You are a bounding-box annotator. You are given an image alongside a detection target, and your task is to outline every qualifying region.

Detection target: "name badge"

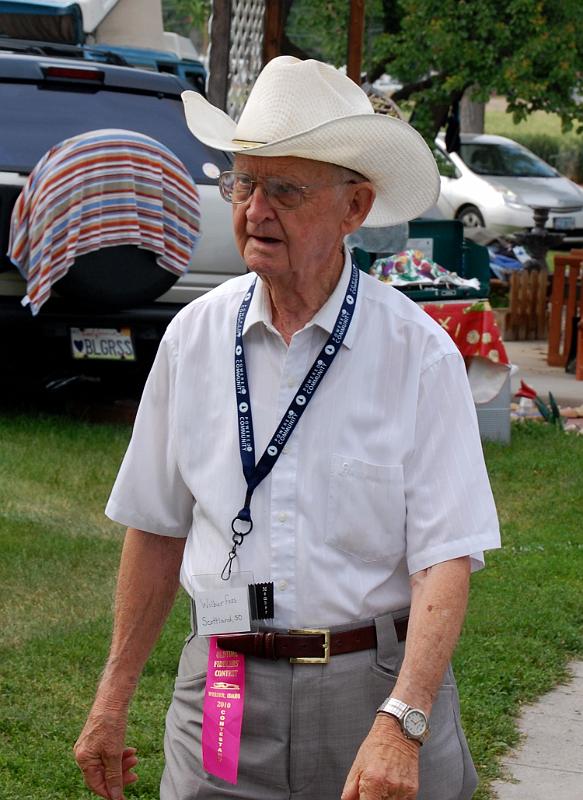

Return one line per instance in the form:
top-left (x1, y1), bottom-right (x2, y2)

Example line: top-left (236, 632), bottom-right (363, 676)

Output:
top-left (192, 573), bottom-right (252, 636)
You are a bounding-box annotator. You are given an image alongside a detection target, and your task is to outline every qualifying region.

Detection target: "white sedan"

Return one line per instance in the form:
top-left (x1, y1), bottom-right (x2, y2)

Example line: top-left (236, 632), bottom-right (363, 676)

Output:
top-left (435, 133), bottom-right (583, 243)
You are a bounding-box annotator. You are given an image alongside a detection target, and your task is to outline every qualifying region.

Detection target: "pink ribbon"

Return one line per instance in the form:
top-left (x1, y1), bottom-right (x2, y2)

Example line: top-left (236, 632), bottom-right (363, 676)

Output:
top-left (202, 637), bottom-right (246, 784)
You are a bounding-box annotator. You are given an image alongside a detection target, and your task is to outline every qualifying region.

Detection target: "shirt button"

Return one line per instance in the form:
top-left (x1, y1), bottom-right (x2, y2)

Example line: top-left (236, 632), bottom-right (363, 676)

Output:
top-left (277, 580), bottom-right (288, 591)
top-left (287, 377), bottom-right (295, 388)
top-left (278, 511), bottom-right (288, 523)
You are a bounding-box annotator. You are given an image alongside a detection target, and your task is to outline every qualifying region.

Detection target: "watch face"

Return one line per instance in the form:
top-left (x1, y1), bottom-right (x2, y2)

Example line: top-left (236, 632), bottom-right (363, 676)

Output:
top-left (403, 709), bottom-right (427, 737)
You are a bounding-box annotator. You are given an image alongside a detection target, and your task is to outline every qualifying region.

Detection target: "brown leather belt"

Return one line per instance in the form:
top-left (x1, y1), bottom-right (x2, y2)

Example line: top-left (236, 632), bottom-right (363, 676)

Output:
top-left (216, 617), bottom-right (408, 665)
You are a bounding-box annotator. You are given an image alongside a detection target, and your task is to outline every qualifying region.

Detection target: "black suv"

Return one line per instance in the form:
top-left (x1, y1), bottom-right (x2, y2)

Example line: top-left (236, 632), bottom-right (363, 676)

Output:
top-left (0, 38), bottom-right (243, 393)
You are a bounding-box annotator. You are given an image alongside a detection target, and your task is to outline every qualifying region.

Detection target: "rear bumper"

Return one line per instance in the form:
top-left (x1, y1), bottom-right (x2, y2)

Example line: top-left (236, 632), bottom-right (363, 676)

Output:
top-left (0, 295), bottom-right (182, 325)
top-left (0, 296), bottom-right (184, 387)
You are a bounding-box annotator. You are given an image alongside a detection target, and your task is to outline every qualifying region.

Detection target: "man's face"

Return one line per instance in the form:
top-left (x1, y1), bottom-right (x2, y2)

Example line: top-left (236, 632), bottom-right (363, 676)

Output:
top-left (231, 155), bottom-right (364, 283)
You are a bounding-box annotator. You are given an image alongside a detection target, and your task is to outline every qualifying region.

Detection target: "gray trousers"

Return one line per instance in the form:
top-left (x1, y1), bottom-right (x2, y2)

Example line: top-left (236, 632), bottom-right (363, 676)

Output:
top-left (160, 613), bottom-right (478, 800)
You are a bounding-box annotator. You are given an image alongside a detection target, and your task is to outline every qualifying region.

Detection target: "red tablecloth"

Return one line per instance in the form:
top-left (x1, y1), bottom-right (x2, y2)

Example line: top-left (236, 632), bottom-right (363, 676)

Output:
top-left (421, 300), bottom-right (509, 366)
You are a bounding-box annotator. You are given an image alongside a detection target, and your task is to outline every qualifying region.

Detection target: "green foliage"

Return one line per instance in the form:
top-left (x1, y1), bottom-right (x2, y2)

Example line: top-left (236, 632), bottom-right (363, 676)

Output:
top-left (286, 0), bottom-right (583, 144)
top-left (532, 391), bottom-right (565, 428)
top-left (286, 0), bottom-right (350, 66)
top-left (163, 0), bottom-right (583, 144)
top-left (162, 0), bottom-right (210, 37)
top-left (375, 0), bottom-right (583, 140)
top-left (285, 0), bottom-right (386, 76)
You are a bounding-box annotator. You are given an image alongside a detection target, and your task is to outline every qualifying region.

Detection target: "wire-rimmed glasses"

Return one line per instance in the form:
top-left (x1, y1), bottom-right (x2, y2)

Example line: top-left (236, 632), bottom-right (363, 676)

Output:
top-left (218, 171), bottom-right (352, 211)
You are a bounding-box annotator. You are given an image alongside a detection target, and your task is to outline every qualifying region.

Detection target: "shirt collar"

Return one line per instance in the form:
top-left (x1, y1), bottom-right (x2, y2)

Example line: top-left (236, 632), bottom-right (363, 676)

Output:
top-left (242, 247), bottom-right (359, 349)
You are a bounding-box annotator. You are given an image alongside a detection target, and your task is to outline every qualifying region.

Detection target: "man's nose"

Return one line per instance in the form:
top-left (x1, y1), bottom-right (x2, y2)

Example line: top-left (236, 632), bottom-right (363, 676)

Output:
top-left (245, 183), bottom-right (276, 222)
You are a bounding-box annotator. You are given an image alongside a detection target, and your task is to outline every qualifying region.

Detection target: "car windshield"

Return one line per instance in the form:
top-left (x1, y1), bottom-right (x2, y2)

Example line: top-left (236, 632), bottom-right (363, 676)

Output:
top-left (0, 82), bottom-right (231, 182)
top-left (459, 143), bottom-right (559, 178)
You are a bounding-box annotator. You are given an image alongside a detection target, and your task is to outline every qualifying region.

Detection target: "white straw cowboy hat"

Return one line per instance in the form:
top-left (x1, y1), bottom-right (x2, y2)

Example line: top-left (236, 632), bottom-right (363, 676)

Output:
top-left (181, 56), bottom-right (440, 227)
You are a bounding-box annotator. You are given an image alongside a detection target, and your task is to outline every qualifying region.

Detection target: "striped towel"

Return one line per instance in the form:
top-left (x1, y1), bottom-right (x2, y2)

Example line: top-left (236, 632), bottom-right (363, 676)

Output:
top-left (9, 128), bottom-right (201, 315)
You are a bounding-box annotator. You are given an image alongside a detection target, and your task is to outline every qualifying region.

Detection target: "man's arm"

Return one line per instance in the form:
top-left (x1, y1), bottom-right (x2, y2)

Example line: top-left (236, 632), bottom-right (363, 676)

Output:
top-left (341, 555), bottom-right (471, 800)
top-left (74, 527), bottom-right (186, 800)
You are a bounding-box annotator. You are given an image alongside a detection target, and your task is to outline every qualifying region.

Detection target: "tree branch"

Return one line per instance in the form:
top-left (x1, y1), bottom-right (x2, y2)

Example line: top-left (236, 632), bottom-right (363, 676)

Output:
top-left (391, 75), bottom-right (442, 102)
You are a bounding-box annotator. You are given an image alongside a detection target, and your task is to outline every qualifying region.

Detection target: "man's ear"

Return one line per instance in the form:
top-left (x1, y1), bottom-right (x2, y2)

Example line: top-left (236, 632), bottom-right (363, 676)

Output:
top-left (341, 182), bottom-right (376, 236)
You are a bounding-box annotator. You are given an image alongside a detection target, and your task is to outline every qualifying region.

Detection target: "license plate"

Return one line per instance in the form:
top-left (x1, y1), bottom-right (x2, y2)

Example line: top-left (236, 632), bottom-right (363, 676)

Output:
top-left (70, 327), bottom-right (136, 361)
top-left (553, 216), bottom-right (575, 230)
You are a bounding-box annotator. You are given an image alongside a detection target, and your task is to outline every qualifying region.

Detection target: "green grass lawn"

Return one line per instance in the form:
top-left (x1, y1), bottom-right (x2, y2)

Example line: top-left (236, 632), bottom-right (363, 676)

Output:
top-left (0, 413), bottom-right (582, 799)
top-left (456, 422), bottom-right (583, 797)
top-left (485, 107), bottom-right (576, 139)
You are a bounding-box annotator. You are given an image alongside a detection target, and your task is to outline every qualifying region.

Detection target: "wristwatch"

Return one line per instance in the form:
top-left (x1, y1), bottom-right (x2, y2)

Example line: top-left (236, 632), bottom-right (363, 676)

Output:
top-left (376, 697), bottom-right (430, 744)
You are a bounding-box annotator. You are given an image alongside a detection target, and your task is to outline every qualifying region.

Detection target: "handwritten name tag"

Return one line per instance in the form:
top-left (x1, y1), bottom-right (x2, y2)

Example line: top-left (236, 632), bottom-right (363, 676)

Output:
top-left (193, 586), bottom-right (251, 636)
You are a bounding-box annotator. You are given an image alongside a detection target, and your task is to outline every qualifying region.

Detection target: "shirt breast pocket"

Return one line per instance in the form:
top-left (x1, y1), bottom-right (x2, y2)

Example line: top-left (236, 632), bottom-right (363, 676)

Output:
top-left (325, 455), bottom-right (406, 564)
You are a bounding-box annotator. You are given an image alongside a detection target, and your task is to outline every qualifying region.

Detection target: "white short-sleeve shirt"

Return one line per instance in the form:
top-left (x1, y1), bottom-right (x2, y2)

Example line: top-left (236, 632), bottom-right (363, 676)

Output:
top-left (106, 251), bottom-right (500, 628)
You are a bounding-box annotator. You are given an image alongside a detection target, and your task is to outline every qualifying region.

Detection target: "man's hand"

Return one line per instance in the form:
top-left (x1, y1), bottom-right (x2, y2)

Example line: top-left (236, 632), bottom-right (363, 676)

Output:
top-left (74, 701), bottom-right (137, 800)
top-left (74, 529), bottom-right (185, 797)
top-left (341, 714), bottom-right (420, 800)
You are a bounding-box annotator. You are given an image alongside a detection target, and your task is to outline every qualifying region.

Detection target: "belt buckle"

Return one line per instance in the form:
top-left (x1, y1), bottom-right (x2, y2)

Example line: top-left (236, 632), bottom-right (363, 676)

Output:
top-left (288, 628), bottom-right (330, 664)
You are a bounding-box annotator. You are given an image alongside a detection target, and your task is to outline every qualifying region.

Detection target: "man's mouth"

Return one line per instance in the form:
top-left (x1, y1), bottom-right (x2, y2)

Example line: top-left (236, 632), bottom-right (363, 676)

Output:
top-left (249, 234), bottom-right (281, 245)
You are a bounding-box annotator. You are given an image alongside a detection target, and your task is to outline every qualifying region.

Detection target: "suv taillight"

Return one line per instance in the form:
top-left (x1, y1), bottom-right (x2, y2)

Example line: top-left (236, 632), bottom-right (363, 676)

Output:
top-left (42, 66), bottom-right (105, 83)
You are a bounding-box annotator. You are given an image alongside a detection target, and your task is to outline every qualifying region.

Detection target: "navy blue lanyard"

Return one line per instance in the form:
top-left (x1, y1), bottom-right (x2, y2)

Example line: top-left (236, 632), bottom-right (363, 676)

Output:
top-left (221, 260), bottom-right (359, 580)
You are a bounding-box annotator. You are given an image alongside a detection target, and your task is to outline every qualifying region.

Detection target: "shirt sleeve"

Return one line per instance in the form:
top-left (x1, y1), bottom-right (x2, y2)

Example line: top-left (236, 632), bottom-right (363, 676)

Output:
top-left (404, 350), bottom-right (501, 574)
top-left (105, 330), bottom-right (194, 537)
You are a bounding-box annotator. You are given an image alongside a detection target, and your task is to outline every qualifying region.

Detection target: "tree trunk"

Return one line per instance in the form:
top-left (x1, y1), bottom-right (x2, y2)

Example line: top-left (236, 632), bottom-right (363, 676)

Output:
top-left (347, 0), bottom-right (365, 85)
top-left (263, 0), bottom-right (284, 64)
top-left (207, 0), bottom-right (231, 111)
top-left (460, 88), bottom-right (485, 133)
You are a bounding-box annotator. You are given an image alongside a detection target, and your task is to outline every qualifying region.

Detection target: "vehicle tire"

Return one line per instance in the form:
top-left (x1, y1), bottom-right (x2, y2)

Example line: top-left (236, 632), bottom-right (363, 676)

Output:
top-left (54, 245), bottom-right (178, 308)
top-left (456, 205), bottom-right (485, 228)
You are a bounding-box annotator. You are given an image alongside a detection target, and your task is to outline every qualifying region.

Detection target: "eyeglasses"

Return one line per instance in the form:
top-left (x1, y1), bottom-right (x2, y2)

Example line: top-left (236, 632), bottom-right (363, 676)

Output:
top-left (218, 170), bottom-right (353, 211)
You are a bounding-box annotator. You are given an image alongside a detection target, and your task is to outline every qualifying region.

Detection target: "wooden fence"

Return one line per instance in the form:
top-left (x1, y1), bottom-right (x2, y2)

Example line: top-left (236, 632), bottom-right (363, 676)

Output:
top-left (503, 269), bottom-right (548, 341)
top-left (547, 252), bottom-right (583, 380)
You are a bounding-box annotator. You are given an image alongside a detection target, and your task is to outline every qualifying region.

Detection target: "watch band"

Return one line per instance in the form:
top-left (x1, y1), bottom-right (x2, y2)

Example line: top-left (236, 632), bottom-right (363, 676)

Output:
top-left (378, 697), bottom-right (409, 717)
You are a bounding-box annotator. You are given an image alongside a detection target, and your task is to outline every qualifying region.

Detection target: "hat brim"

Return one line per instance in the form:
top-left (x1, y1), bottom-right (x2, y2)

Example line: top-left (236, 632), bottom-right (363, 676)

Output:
top-left (182, 91), bottom-right (440, 227)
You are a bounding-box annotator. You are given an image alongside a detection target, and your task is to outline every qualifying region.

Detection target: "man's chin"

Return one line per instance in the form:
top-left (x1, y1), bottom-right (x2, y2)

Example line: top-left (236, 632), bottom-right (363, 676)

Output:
top-left (244, 248), bottom-right (288, 278)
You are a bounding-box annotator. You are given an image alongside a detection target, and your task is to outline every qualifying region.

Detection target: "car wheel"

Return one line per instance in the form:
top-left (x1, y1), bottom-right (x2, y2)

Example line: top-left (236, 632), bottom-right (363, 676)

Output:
top-left (456, 205), bottom-right (485, 228)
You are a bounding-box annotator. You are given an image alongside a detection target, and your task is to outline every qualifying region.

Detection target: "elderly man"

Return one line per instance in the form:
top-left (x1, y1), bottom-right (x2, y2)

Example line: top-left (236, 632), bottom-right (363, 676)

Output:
top-left (75, 57), bottom-right (500, 800)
